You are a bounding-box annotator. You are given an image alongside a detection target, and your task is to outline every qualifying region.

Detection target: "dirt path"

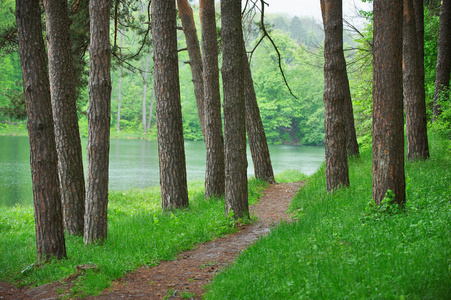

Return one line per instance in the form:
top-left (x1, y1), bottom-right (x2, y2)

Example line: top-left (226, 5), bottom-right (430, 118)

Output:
top-left (0, 182), bottom-right (303, 300)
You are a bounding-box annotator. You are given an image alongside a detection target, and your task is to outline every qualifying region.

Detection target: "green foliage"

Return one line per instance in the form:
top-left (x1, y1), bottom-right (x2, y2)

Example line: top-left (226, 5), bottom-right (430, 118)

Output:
top-left (205, 136), bottom-right (451, 299)
top-left (430, 87), bottom-right (451, 139)
top-left (0, 179), bottom-right (266, 297)
top-left (251, 30), bottom-right (325, 145)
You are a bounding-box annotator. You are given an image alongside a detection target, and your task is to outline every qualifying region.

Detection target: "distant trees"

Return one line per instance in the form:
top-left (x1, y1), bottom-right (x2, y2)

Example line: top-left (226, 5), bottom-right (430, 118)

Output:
top-left (16, 0), bottom-right (66, 260)
top-left (43, 0), bottom-right (86, 236)
top-left (84, 0), bottom-right (112, 244)
top-left (320, 0), bottom-right (350, 191)
top-left (221, 0), bottom-right (249, 219)
top-left (372, 0), bottom-right (406, 205)
top-left (152, 0), bottom-right (189, 210)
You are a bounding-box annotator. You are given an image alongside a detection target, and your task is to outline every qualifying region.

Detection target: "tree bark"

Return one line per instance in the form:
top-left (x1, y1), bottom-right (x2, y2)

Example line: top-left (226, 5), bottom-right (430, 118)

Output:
top-left (320, 0), bottom-right (350, 192)
top-left (200, 0), bottom-right (225, 199)
top-left (16, 0), bottom-right (66, 260)
top-left (177, 0), bottom-right (206, 140)
top-left (343, 69), bottom-right (360, 157)
top-left (372, 0), bottom-right (406, 206)
top-left (84, 0), bottom-right (112, 244)
top-left (433, 0), bottom-right (451, 118)
top-left (242, 43), bottom-right (275, 184)
top-left (43, 0), bottom-right (86, 236)
top-left (221, 0), bottom-right (248, 219)
top-left (152, 0), bottom-right (189, 210)
top-left (403, 0), bottom-right (430, 160)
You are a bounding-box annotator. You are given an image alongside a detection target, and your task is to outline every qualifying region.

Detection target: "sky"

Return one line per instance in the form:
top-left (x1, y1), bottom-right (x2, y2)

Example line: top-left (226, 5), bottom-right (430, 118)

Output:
top-left (260, 0), bottom-right (372, 23)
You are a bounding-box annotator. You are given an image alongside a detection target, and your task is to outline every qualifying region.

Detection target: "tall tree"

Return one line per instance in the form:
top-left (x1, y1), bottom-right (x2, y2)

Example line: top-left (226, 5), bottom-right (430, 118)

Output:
top-left (142, 49), bottom-right (151, 134)
top-left (116, 33), bottom-right (123, 132)
top-left (177, 0), bottom-right (206, 139)
top-left (16, 0), bottom-right (66, 260)
top-left (84, 0), bottom-right (112, 244)
top-left (343, 71), bottom-right (359, 157)
top-left (372, 0), bottom-right (406, 206)
top-left (43, 0), bottom-right (86, 236)
top-left (200, 0), bottom-right (225, 199)
top-left (403, 0), bottom-right (430, 160)
top-left (221, 0), bottom-right (248, 219)
top-left (320, 0), bottom-right (350, 191)
top-left (152, 0), bottom-right (189, 210)
top-left (433, 0), bottom-right (451, 118)
top-left (243, 43), bottom-right (275, 184)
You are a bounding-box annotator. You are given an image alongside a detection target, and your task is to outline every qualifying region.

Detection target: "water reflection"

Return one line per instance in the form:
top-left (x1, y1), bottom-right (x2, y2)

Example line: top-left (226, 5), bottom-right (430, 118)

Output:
top-left (0, 136), bottom-right (324, 206)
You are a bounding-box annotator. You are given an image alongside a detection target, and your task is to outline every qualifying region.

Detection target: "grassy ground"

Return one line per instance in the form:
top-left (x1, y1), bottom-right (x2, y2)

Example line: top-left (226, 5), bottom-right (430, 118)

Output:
top-left (205, 135), bottom-right (451, 299)
top-left (0, 179), bottom-right (269, 297)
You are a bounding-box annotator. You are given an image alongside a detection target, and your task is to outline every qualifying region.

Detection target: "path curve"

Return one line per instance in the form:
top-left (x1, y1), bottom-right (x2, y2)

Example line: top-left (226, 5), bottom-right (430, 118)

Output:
top-left (0, 182), bottom-right (303, 300)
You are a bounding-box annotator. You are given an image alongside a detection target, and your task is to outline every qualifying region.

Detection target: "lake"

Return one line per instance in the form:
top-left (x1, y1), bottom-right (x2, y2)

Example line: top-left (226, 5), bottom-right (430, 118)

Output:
top-left (0, 135), bottom-right (325, 207)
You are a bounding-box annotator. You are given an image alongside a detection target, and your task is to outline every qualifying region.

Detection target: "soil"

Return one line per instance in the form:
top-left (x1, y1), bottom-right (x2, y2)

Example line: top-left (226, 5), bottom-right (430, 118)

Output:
top-left (0, 181), bottom-right (303, 300)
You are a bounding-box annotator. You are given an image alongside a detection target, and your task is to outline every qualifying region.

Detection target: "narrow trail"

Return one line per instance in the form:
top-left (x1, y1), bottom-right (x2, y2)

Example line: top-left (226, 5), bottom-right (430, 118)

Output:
top-left (0, 181), bottom-right (303, 300)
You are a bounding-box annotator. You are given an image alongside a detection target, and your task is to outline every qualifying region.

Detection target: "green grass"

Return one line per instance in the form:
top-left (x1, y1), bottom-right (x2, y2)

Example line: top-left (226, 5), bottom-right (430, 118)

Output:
top-left (0, 179), bottom-right (266, 297)
top-left (205, 135), bottom-right (451, 299)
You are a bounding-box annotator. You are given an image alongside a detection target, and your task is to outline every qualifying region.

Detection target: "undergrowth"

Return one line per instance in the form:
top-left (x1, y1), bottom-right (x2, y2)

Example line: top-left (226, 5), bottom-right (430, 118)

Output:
top-left (205, 135), bottom-right (451, 299)
top-left (0, 179), bottom-right (267, 297)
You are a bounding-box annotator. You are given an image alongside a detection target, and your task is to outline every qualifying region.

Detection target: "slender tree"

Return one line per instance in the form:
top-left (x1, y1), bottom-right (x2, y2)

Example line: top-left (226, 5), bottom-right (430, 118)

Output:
top-left (221, 0), bottom-right (248, 219)
top-left (16, 0), bottom-right (66, 260)
top-left (433, 0), bottom-right (451, 118)
top-left (178, 0), bottom-right (206, 139)
top-left (372, 0), bottom-right (406, 206)
top-left (403, 0), bottom-right (430, 160)
top-left (142, 49), bottom-right (151, 134)
top-left (116, 33), bottom-right (123, 132)
top-left (343, 70), bottom-right (360, 157)
top-left (152, 0), bottom-right (189, 210)
top-left (320, 0), bottom-right (349, 191)
top-left (43, 0), bottom-right (86, 236)
top-left (84, 0), bottom-right (112, 244)
top-left (200, 0), bottom-right (225, 198)
top-left (242, 43), bottom-right (275, 184)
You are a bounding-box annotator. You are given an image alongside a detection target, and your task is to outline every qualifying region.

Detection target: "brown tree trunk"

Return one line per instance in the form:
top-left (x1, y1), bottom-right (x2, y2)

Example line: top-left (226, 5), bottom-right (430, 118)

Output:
top-left (221, 0), bottom-right (249, 219)
top-left (343, 71), bottom-right (360, 157)
top-left (242, 43), bottom-right (275, 184)
top-left (372, 0), bottom-right (406, 206)
top-left (177, 0), bottom-right (206, 139)
top-left (320, 0), bottom-right (350, 192)
top-left (84, 0), bottom-right (112, 244)
top-left (16, 0), bottom-right (66, 260)
top-left (117, 33), bottom-right (123, 132)
top-left (152, 0), bottom-right (189, 210)
top-left (142, 50), bottom-right (151, 134)
top-left (43, 0), bottom-right (86, 236)
top-left (403, 0), bottom-right (430, 160)
top-left (413, 0), bottom-right (425, 81)
top-left (433, 0), bottom-right (451, 118)
top-left (200, 0), bottom-right (225, 199)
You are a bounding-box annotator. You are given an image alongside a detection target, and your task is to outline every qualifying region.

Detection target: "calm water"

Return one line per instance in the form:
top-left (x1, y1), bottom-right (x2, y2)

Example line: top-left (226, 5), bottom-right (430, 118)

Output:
top-left (0, 135), bottom-right (324, 207)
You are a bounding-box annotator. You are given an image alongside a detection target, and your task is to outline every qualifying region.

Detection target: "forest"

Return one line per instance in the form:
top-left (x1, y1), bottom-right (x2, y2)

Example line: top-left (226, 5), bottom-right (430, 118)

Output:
top-left (0, 0), bottom-right (450, 299)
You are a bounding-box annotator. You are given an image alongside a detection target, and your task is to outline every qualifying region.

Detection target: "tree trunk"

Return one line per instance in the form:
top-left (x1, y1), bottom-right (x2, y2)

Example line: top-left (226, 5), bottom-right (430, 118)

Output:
top-left (433, 0), bottom-right (451, 118)
top-left (343, 69), bottom-right (360, 157)
top-left (43, 0), bottom-right (86, 236)
top-left (320, 0), bottom-right (350, 192)
top-left (84, 0), bottom-right (112, 244)
top-left (177, 0), bottom-right (206, 140)
top-left (152, 0), bottom-right (189, 210)
top-left (242, 43), bottom-right (275, 184)
top-left (116, 33), bottom-right (123, 132)
top-left (16, 0), bottom-right (66, 260)
top-left (372, 0), bottom-right (406, 206)
top-left (221, 0), bottom-right (249, 219)
top-left (142, 50), bottom-right (151, 134)
top-left (403, 0), bottom-right (430, 160)
top-left (200, 0), bottom-right (225, 199)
